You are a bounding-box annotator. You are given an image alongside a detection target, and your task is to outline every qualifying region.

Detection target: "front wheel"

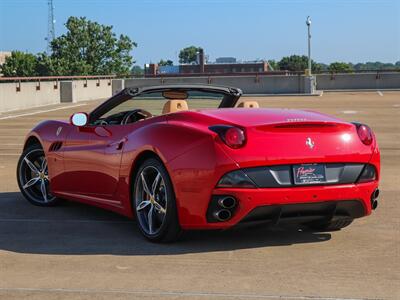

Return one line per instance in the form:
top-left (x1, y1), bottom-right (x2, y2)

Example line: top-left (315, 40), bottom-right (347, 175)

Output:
top-left (17, 144), bottom-right (61, 206)
top-left (133, 158), bottom-right (182, 242)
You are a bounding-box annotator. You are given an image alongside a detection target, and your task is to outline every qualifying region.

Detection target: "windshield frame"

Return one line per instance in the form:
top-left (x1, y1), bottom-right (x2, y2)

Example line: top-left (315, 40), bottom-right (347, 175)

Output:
top-left (88, 85), bottom-right (242, 124)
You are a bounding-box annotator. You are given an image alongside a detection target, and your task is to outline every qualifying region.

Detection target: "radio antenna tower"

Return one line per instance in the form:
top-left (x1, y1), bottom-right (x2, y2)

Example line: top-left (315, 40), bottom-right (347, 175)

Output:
top-left (46, 0), bottom-right (56, 53)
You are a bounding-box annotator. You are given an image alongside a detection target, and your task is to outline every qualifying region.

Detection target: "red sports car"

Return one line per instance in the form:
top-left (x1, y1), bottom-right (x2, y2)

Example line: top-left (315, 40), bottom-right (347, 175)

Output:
top-left (17, 85), bottom-right (380, 242)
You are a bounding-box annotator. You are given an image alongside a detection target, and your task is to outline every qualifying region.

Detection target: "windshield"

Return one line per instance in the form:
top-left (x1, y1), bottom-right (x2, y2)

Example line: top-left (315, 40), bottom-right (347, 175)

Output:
top-left (100, 90), bottom-right (225, 118)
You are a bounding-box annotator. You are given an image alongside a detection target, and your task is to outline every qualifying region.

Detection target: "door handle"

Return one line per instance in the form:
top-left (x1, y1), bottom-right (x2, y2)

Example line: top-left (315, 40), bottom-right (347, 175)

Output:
top-left (116, 140), bottom-right (125, 150)
top-left (109, 137), bottom-right (127, 150)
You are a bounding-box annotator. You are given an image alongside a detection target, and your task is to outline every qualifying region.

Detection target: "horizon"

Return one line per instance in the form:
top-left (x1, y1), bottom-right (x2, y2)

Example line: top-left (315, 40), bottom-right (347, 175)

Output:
top-left (0, 0), bottom-right (399, 66)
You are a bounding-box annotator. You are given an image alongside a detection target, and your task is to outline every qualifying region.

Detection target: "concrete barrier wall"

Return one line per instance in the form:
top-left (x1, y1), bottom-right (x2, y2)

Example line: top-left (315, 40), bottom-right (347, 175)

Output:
top-left (0, 79), bottom-right (112, 113)
top-left (1, 72), bottom-right (399, 114)
top-left (0, 81), bottom-right (60, 113)
top-left (125, 75), bottom-right (306, 94)
top-left (212, 75), bottom-right (304, 94)
top-left (125, 72), bottom-right (399, 94)
top-left (70, 79), bottom-right (112, 102)
top-left (316, 73), bottom-right (400, 90)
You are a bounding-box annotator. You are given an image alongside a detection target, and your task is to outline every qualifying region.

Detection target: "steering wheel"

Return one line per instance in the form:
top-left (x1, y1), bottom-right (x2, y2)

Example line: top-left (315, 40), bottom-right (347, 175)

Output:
top-left (121, 109), bottom-right (153, 125)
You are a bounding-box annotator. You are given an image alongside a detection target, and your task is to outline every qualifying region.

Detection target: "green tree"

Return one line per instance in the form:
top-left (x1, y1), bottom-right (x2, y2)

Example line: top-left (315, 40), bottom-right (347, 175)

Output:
top-left (313, 62), bottom-right (328, 74)
top-left (0, 51), bottom-right (38, 77)
top-left (158, 59), bottom-right (173, 66)
top-left (278, 55), bottom-right (310, 71)
top-left (328, 62), bottom-right (354, 73)
top-left (35, 53), bottom-right (69, 76)
top-left (178, 46), bottom-right (202, 64)
top-left (354, 61), bottom-right (398, 71)
top-left (131, 65), bottom-right (144, 76)
top-left (47, 16), bottom-right (136, 75)
top-left (267, 60), bottom-right (279, 71)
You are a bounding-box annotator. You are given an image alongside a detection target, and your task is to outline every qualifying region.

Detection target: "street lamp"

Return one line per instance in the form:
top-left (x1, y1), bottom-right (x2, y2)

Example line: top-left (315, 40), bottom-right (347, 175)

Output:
top-left (306, 16), bottom-right (312, 75)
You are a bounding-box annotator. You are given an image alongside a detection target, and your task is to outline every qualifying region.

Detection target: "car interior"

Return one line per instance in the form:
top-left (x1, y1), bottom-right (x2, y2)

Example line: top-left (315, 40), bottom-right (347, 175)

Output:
top-left (92, 89), bottom-right (259, 126)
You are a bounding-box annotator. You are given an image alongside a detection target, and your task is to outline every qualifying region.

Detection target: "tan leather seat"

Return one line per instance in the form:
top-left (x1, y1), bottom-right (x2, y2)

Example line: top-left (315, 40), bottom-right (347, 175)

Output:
top-left (162, 100), bottom-right (189, 114)
top-left (237, 101), bottom-right (260, 108)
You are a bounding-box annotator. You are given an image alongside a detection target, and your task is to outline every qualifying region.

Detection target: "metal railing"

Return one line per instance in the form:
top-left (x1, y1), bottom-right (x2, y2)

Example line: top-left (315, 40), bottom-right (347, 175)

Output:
top-left (142, 69), bottom-right (399, 79)
top-left (0, 75), bottom-right (116, 82)
top-left (0, 69), bottom-right (398, 82)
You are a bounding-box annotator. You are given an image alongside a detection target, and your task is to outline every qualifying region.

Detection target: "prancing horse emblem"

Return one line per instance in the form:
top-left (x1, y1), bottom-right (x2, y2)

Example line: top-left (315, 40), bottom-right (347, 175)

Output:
top-left (306, 137), bottom-right (314, 149)
top-left (56, 126), bottom-right (62, 136)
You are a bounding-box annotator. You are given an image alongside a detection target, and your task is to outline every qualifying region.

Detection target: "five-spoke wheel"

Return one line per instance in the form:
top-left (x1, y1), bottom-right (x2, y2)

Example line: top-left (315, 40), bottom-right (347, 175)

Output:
top-left (135, 166), bottom-right (168, 235)
top-left (17, 144), bottom-right (59, 206)
top-left (134, 158), bottom-right (182, 242)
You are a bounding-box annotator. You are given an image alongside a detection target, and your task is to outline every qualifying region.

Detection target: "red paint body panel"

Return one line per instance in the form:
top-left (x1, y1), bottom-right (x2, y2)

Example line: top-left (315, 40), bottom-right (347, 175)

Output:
top-left (24, 106), bottom-right (380, 229)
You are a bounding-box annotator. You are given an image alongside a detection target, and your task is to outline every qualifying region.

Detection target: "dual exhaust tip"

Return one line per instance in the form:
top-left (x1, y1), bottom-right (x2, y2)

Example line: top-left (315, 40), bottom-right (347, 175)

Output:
top-left (371, 188), bottom-right (379, 210)
top-left (213, 197), bottom-right (236, 221)
top-left (213, 209), bottom-right (232, 222)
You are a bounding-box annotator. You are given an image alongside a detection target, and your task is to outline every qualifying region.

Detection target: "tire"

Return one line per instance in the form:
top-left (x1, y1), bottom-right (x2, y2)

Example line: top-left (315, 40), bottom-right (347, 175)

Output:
top-left (308, 219), bottom-right (353, 231)
top-left (17, 144), bottom-right (61, 207)
top-left (133, 158), bottom-right (182, 242)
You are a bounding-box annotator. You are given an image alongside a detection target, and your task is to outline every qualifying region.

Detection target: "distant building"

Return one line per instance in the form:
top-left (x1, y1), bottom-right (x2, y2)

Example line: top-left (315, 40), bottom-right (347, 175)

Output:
top-left (0, 52), bottom-right (11, 76)
top-left (216, 57), bottom-right (237, 64)
top-left (159, 65), bottom-right (180, 74)
top-left (179, 61), bottom-right (268, 75)
top-left (0, 52), bottom-right (11, 65)
top-left (145, 49), bottom-right (269, 77)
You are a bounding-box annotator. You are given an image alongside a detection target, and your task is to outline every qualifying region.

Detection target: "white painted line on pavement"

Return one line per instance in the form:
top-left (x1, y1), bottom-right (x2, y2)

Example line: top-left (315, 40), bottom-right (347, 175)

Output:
top-left (377, 91), bottom-right (383, 96)
top-left (0, 104), bottom-right (87, 120)
top-left (116, 265), bottom-right (130, 270)
top-left (341, 110), bottom-right (358, 114)
top-left (0, 218), bottom-right (133, 224)
top-left (0, 287), bottom-right (369, 300)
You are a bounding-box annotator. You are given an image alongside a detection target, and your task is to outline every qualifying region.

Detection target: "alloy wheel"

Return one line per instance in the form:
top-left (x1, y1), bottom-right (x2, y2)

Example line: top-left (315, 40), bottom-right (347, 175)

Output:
top-left (19, 149), bottom-right (55, 203)
top-left (135, 166), bottom-right (168, 235)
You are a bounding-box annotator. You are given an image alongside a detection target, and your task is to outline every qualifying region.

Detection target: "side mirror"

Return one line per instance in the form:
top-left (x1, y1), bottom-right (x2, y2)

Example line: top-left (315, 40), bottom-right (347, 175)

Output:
top-left (70, 112), bottom-right (88, 127)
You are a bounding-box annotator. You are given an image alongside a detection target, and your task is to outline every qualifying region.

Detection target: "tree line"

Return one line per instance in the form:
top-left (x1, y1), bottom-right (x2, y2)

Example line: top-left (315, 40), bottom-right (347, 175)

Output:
top-left (267, 56), bottom-right (400, 73)
top-left (2, 23), bottom-right (399, 77)
top-left (1, 17), bottom-right (136, 77)
top-left (161, 46), bottom-right (399, 73)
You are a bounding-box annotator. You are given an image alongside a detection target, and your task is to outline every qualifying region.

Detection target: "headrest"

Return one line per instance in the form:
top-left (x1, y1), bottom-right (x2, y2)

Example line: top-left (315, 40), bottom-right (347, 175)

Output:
top-left (237, 101), bottom-right (260, 108)
top-left (162, 100), bottom-right (189, 114)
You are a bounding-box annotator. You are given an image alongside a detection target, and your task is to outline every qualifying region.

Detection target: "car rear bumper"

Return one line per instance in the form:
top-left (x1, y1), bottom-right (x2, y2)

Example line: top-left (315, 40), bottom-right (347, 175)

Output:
top-left (182, 181), bottom-right (379, 229)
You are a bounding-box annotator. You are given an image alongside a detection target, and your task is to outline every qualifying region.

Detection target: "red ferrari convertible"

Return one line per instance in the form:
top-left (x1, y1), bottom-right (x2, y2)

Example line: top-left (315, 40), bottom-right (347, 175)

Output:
top-left (17, 85), bottom-right (380, 242)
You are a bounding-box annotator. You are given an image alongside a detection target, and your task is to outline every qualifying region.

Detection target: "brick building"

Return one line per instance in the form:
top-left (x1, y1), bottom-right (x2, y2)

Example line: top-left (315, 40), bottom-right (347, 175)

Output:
top-left (178, 61), bottom-right (269, 75)
top-left (145, 49), bottom-right (269, 77)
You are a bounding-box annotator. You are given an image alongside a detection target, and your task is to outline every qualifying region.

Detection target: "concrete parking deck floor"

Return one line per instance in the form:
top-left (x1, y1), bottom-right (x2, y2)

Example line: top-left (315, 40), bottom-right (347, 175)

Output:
top-left (0, 91), bottom-right (399, 300)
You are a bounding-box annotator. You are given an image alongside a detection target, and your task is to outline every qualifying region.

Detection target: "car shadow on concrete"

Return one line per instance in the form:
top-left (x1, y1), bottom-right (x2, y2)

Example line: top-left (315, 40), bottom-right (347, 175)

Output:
top-left (0, 192), bottom-right (331, 255)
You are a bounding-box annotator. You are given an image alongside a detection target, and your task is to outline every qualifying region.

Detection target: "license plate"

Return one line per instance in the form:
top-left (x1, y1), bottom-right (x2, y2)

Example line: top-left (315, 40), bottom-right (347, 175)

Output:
top-left (293, 164), bottom-right (326, 185)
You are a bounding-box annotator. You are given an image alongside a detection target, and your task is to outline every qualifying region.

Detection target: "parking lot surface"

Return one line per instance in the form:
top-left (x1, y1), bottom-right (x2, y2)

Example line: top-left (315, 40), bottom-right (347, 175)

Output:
top-left (0, 91), bottom-right (399, 300)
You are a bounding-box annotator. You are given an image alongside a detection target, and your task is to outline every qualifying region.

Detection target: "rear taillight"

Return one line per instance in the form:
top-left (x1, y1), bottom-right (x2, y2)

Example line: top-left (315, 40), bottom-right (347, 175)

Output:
top-left (358, 164), bottom-right (377, 183)
top-left (217, 170), bottom-right (256, 188)
top-left (209, 125), bottom-right (246, 149)
top-left (225, 127), bottom-right (245, 148)
top-left (353, 123), bottom-right (374, 145)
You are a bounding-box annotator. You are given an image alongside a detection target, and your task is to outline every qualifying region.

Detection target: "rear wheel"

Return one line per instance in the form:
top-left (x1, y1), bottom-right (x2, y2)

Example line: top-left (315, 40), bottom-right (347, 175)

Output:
top-left (17, 144), bottom-right (60, 206)
top-left (133, 158), bottom-right (182, 242)
top-left (308, 219), bottom-right (353, 231)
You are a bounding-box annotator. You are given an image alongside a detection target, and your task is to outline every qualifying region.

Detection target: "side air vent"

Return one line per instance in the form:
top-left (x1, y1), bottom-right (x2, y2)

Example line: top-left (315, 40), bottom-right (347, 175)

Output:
top-left (49, 141), bottom-right (63, 152)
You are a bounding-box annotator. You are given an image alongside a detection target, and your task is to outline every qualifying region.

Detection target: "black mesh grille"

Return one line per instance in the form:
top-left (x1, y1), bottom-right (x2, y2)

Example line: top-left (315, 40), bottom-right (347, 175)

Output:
top-left (240, 200), bottom-right (365, 224)
top-left (242, 163), bottom-right (365, 188)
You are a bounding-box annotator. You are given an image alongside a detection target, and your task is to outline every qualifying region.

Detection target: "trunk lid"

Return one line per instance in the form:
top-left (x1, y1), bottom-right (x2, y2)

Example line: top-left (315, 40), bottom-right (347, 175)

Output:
top-left (198, 108), bottom-right (375, 167)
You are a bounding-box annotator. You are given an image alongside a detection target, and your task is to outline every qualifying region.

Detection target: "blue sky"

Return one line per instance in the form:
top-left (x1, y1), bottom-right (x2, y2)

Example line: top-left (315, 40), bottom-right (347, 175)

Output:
top-left (0, 0), bottom-right (399, 66)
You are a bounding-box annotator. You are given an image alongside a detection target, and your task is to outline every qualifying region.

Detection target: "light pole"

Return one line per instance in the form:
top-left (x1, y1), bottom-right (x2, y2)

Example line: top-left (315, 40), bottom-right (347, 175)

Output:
top-left (306, 16), bottom-right (312, 75)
